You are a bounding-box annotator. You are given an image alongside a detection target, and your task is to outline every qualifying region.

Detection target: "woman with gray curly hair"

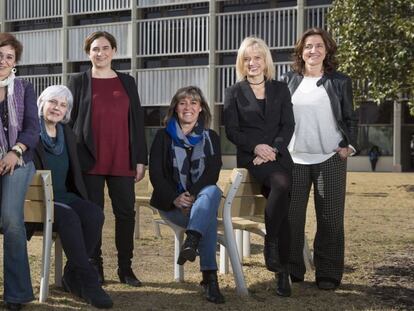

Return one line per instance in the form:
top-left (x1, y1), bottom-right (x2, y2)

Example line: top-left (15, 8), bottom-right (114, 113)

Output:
top-left (32, 85), bottom-right (113, 309)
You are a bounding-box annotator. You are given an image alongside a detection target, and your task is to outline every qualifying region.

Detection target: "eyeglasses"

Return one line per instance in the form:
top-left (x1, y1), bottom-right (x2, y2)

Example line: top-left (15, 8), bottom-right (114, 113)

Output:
top-left (0, 52), bottom-right (15, 66)
top-left (47, 99), bottom-right (68, 110)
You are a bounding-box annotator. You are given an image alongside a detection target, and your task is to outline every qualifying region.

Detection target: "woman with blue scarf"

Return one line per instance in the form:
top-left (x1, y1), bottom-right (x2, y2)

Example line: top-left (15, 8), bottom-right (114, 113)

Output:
top-left (149, 86), bottom-right (224, 304)
top-left (32, 85), bottom-right (113, 309)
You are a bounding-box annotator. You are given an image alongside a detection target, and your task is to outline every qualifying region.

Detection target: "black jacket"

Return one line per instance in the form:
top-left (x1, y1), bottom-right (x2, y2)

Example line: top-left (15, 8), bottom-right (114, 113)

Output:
top-left (224, 79), bottom-right (295, 170)
top-left (27, 124), bottom-right (89, 240)
top-left (149, 128), bottom-right (222, 212)
top-left (282, 71), bottom-right (358, 149)
top-left (68, 69), bottom-right (148, 172)
top-left (33, 124), bottom-right (88, 200)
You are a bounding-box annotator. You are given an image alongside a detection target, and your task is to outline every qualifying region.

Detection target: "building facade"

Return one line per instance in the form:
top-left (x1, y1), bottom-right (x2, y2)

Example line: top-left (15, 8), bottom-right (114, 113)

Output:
top-left (1, 0), bottom-right (412, 171)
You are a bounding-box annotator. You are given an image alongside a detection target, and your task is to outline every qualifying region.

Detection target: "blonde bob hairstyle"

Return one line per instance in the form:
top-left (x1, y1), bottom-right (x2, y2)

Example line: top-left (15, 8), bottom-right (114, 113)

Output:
top-left (37, 85), bottom-right (73, 124)
top-left (235, 36), bottom-right (275, 81)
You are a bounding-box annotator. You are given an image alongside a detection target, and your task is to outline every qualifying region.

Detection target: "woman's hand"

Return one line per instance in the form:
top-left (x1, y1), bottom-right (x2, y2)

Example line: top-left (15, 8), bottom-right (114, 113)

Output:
top-left (0, 152), bottom-right (19, 176)
top-left (173, 191), bottom-right (195, 215)
top-left (253, 156), bottom-right (267, 165)
top-left (254, 144), bottom-right (277, 162)
top-left (135, 163), bottom-right (146, 182)
top-left (335, 147), bottom-right (353, 160)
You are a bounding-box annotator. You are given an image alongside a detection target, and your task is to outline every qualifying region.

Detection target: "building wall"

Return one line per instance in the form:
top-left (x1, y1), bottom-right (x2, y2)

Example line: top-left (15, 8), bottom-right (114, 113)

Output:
top-left (1, 0), bottom-right (406, 171)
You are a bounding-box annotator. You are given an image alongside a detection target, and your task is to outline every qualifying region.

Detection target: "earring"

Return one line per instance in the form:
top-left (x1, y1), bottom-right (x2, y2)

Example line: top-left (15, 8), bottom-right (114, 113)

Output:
top-left (11, 67), bottom-right (17, 73)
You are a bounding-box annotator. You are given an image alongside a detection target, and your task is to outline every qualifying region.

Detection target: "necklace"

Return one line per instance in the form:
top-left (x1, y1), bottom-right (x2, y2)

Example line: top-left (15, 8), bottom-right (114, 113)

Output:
top-left (247, 79), bottom-right (265, 85)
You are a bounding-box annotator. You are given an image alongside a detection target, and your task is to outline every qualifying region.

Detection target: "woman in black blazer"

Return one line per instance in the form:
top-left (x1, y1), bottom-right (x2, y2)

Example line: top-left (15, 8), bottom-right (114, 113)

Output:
top-left (224, 37), bottom-right (295, 297)
top-left (33, 85), bottom-right (112, 308)
top-left (68, 31), bottom-right (147, 287)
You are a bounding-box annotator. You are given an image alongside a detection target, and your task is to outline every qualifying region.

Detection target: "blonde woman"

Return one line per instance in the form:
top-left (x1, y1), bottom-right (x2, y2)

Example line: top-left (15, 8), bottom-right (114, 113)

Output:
top-left (224, 37), bottom-right (295, 297)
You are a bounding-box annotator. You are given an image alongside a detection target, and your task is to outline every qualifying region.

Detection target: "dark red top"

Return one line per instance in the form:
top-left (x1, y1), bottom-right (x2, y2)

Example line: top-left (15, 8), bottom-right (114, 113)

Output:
top-left (89, 77), bottom-right (135, 177)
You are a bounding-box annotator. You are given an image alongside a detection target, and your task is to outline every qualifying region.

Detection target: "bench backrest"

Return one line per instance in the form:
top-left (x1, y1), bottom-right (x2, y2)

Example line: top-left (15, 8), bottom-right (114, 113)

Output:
top-left (219, 168), bottom-right (266, 219)
top-left (24, 170), bottom-right (54, 223)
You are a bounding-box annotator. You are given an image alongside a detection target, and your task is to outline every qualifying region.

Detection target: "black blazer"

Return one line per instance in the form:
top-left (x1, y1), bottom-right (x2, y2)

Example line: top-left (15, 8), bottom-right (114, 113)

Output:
top-left (149, 128), bottom-right (222, 212)
top-left (33, 124), bottom-right (88, 200)
top-left (224, 79), bottom-right (295, 170)
top-left (68, 69), bottom-right (148, 172)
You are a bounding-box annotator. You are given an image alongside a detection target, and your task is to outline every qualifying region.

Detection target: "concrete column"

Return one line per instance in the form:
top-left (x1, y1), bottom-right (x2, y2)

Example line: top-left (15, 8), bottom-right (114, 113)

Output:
top-left (208, 0), bottom-right (217, 131)
top-left (297, 0), bottom-right (305, 40)
top-left (130, 1), bottom-right (137, 80)
top-left (61, 0), bottom-right (68, 85)
top-left (393, 99), bottom-right (402, 172)
top-left (0, 0), bottom-right (6, 32)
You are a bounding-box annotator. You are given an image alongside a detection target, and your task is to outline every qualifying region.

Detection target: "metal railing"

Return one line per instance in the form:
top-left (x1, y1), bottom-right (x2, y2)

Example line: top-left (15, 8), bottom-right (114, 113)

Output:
top-left (18, 74), bottom-right (63, 97)
top-left (137, 14), bottom-right (209, 56)
top-left (68, 22), bottom-right (131, 61)
top-left (305, 4), bottom-right (330, 29)
top-left (216, 7), bottom-right (297, 52)
top-left (215, 62), bottom-right (292, 103)
top-left (13, 29), bottom-right (62, 65)
top-left (137, 66), bottom-right (209, 106)
top-left (5, 0), bottom-right (61, 21)
top-left (137, 0), bottom-right (207, 8)
top-left (68, 0), bottom-right (131, 15)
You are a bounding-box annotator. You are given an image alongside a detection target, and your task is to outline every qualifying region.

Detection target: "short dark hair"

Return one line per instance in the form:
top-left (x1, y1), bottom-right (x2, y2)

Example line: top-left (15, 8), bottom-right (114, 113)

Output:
top-left (164, 86), bottom-right (212, 128)
top-left (84, 31), bottom-right (117, 54)
top-left (292, 27), bottom-right (338, 74)
top-left (0, 32), bottom-right (23, 63)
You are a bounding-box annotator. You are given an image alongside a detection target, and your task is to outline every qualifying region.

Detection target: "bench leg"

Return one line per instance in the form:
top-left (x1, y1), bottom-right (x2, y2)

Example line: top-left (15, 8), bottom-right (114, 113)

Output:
top-left (39, 219), bottom-right (53, 302)
top-left (303, 237), bottom-right (314, 271)
top-left (224, 228), bottom-right (248, 295)
top-left (54, 237), bottom-right (63, 287)
top-left (235, 229), bottom-right (243, 263)
top-left (174, 230), bottom-right (184, 282)
top-left (242, 231), bottom-right (250, 258)
top-left (219, 244), bottom-right (229, 274)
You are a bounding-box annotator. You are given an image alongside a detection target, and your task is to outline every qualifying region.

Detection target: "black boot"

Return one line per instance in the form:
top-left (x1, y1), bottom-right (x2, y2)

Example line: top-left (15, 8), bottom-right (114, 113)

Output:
top-left (276, 271), bottom-right (291, 297)
top-left (62, 264), bottom-right (81, 297)
top-left (200, 270), bottom-right (225, 304)
top-left (118, 267), bottom-right (142, 287)
top-left (177, 230), bottom-right (201, 265)
top-left (264, 235), bottom-right (282, 272)
top-left (89, 258), bottom-right (105, 285)
top-left (79, 272), bottom-right (113, 309)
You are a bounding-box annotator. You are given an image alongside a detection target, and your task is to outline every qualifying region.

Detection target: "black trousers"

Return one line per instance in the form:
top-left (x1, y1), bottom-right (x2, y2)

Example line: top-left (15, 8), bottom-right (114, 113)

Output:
top-left (54, 199), bottom-right (104, 282)
top-left (288, 153), bottom-right (347, 285)
top-left (83, 174), bottom-right (136, 270)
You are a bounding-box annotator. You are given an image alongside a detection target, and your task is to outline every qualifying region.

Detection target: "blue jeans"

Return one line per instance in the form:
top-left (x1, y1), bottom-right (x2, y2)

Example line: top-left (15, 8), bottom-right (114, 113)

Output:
top-left (1, 161), bottom-right (35, 303)
top-left (160, 185), bottom-right (222, 271)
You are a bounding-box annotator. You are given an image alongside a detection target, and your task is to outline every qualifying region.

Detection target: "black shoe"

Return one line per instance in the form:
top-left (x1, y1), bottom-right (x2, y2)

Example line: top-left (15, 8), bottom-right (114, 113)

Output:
top-left (264, 235), bottom-right (283, 272)
top-left (118, 268), bottom-right (142, 287)
top-left (276, 272), bottom-right (292, 297)
top-left (80, 284), bottom-right (113, 309)
top-left (177, 230), bottom-right (201, 265)
top-left (90, 258), bottom-right (105, 285)
top-left (316, 277), bottom-right (339, 290)
top-left (290, 274), bottom-right (304, 283)
top-left (5, 303), bottom-right (23, 310)
top-left (200, 271), bottom-right (225, 304)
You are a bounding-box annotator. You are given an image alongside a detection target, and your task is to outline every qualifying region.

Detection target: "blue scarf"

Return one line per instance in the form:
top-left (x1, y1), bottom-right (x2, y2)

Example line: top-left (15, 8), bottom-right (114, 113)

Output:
top-left (166, 117), bottom-right (214, 193)
top-left (40, 119), bottom-right (65, 155)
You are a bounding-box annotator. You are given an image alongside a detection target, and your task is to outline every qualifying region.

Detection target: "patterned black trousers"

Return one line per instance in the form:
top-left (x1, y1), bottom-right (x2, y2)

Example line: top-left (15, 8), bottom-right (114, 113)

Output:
top-left (288, 153), bottom-right (347, 285)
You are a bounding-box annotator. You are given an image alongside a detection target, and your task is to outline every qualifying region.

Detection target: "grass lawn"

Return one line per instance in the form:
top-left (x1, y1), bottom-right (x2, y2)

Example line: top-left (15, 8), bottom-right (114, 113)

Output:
top-left (0, 172), bottom-right (413, 310)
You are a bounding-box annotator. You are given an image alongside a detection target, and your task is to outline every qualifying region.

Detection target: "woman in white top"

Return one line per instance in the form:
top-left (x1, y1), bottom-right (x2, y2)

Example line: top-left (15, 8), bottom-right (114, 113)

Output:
top-left (282, 28), bottom-right (358, 291)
